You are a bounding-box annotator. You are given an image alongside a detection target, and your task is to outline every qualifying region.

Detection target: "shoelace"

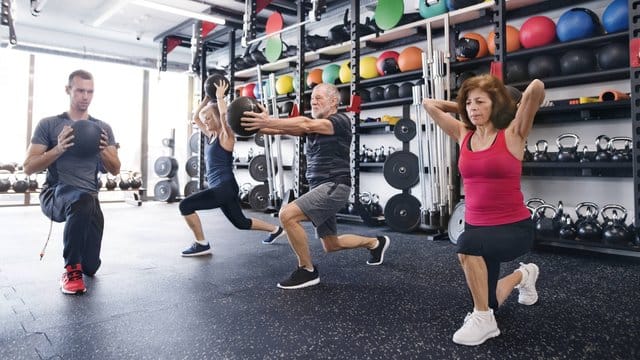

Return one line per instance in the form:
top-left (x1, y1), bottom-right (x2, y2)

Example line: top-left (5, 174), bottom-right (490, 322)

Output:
top-left (67, 270), bottom-right (83, 282)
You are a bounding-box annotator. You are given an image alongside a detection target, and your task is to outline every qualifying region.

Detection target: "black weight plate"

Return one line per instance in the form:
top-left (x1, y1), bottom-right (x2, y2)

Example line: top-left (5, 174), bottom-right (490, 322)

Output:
top-left (254, 133), bottom-right (265, 147)
top-left (184, 180), bottom-right (200, 197)
top-left (185, 155), bottom-right (199, 177)
top-left (393, 118), bottom-right (416, 142)
top-left (154, 156), bottom-right (178, 178)
top-left (189, 132), bottom-right (201, 154)
top-left (448, 200), bottom-right (465, 245)
top-left (249, 154), bottom-right (268, 182)
top-left (154, 179), bottom-right (178, 202)
top-left (248, 183), bottom-right (269, 212)
top-left (384, 193), bottom-right (421, 233)
top-left (383, 151), bottom-right (419, 190)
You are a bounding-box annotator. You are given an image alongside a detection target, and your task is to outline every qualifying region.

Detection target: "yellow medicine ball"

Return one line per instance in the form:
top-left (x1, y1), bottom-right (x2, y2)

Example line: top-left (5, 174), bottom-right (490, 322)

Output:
top-left (339, 61), bottom-right (351, 83)
top-left (276, 74), bottom-right (294, 95)
top-left (360, 56), bottom-right (379, 79)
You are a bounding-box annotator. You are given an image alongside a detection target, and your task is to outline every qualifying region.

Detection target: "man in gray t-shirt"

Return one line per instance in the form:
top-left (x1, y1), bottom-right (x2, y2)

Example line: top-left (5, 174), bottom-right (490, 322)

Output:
top-left (23, 70), bottom-right (121, 295)
top-left (241, 83), bottom-right (391, 289)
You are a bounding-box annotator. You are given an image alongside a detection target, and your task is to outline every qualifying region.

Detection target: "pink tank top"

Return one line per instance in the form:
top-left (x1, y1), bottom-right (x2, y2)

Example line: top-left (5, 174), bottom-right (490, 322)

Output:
top-left (459, 130), bottom-right (530, 226)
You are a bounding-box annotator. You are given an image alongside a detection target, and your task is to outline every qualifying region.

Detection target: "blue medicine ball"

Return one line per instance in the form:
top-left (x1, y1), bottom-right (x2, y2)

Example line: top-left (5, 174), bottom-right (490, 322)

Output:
top-left (602, 0), bottom-right (629, 33)
top-left (69, 120), bottom-right (102, 158)
top-left (556, 8), bottom-right (603, 42)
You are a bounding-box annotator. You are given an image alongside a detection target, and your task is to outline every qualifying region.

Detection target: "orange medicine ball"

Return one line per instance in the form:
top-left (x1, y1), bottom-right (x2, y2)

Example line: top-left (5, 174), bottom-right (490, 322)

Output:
top-left (487, 25), bottom-right (521, 55)
top-left (456, 32), bottom-right (488, 61)
top-left (306, 68), bottom-right (323, 88)
top-left (397, 46), bottom-right (424, 72)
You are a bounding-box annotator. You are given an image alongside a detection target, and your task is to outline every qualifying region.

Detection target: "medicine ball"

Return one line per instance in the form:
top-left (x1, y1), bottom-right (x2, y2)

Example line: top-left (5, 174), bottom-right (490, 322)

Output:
top-left (339, 87), bottom-right (350, 106)
top-left (306, 68), bottom-right (323, 88)
top-left (505, 60), bottom-right (528, 83)
top-left (339, 61), bottom-right (351, 84)
top-left (556, 8), bottom-right (603, 42)
top-left (204, 74), bottom-right (230, 98)
top-left (602, 0), bottom-right (628, 33)
top-left (527, 55), bottom-right (561, 79)
top-left (519, 16), bottom-right (556, 49)
top-left (360, 89), bottom-right (371, 103)
top-left (275, 75), bottom-right (294, 95)
top-left (399, 82), bottom-right (414, 98)
top-left (597, 42), bottom-right (629, 70)
top-left (279, 100), bottom-right (294, 116)
top-left (384, 84), bottom-right (399, 100)
top-left (322, 64), bottom-right (341, 85)
top-left (456, 71), bottom-right (476, 88)
top-left (456, 32), bottom-right (488, 61)
top-left (360, 56), bottom-right (379, 79)
top-left (488, 25), bottom-right (521, 54)
top-left (419, 0), bottom-right (447, 19)
top-left (398, 46), bottom-right (423, 72)
top-left (560, 49), bottom-right (596, 75)
top-left (69, 120), bottom-right (102, 158)
top-left (241, 83), bottom-right (256, 98)
top-left (376, 51), bottom-right (400, 76)
top-left (226, 96), bottom-right (260, 137)
top-left (370, 86), bottom-right (385, 102)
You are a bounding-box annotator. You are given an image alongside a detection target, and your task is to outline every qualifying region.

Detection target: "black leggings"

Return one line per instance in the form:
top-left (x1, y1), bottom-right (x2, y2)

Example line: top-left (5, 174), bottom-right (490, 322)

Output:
top-left (178, 180), bottom-right (252, 230)
top-left (456, 217), bottom-right (534, 310)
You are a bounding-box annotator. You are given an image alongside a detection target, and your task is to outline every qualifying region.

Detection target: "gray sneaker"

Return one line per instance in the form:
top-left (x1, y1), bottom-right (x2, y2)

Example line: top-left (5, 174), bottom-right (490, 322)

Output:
top-left (515, 262), bottom-right (539, 305)
top-left (181, 242), bottom-right (212, 257)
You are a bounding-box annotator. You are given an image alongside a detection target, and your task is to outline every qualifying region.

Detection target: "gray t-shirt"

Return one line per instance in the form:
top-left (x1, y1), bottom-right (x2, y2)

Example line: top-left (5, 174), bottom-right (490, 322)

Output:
top-left (304, 112), bottom-right (351, 187)
top-left (31, 113), bottom-right (116, 193)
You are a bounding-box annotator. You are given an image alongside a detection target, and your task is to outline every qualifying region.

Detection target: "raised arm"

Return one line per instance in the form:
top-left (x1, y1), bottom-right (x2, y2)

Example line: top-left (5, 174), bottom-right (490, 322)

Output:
top-left (191, 95), bottom-right (214, 137)
top-left (422, 98), bottom-right (467, 143)
top-left (508, 79), bottom-right (545, 140)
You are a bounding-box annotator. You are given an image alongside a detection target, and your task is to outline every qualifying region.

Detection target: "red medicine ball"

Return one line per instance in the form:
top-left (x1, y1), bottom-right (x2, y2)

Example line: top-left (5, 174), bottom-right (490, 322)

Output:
top-left (519, 16), bottom-right (556, 49)
top-left (241, 83), bottom-right (256, 98)
top-left (376, 51), bottom-right (400, 76)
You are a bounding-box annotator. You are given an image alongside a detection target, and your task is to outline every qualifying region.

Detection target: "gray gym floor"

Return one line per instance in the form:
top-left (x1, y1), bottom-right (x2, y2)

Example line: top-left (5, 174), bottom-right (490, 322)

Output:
top-left (1, 201), bottom-right (639, 359)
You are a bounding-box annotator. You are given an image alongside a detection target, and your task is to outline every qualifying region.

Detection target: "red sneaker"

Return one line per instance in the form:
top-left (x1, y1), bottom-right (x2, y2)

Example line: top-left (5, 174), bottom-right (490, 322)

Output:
top-left (60, 264), bottom-right (86, 295)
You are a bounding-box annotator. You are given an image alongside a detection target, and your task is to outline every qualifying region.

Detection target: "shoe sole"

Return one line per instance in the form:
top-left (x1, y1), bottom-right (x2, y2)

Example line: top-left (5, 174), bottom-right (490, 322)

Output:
top-left (452, 328), bottom-right (501, 346)
top-left (367, 236), bottom-right (390, 265)
top-left (181, 249), bottom-right (212, 257)
top-left (60, 286), bottom-right (87, 295)
top-left (277, 277), bottom-right (320, 290)
top-left (518, 263), bottom-right (539, 305)
top-left (262, 230), bottom-right (287, 245)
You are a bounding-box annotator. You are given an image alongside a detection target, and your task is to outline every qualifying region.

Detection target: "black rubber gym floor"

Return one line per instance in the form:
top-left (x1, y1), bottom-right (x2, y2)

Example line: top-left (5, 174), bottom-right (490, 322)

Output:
top-left (1, 201), bottom-right (639, 359)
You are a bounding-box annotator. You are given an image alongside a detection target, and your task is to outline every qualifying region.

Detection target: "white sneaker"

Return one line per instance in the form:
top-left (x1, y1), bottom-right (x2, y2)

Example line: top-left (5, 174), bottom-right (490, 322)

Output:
top-left (515, 262), bottom-right (539, 305)
top-left (452, 309), bottom-right (500, 346)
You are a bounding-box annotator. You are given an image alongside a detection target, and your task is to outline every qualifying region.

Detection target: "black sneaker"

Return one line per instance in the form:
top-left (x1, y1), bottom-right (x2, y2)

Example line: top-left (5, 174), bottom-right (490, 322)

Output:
top-left (367, 236), bottom-right (390, 265)
top-left (262, 226), bottom-right (286, 244)
top-left (277, 266), bottom-right (320, 289)
top-left (181, 242), bottom-right (212, 257)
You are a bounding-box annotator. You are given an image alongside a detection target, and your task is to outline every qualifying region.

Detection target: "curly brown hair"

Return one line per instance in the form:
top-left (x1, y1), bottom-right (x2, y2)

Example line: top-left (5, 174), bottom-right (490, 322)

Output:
top-left (456, 74), bottom-right (517, 130)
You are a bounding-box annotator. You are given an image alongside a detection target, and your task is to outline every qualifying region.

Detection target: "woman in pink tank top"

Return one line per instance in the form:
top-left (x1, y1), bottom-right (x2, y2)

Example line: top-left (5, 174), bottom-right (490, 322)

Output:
top-left (423, 75), bottom-right (545, 346)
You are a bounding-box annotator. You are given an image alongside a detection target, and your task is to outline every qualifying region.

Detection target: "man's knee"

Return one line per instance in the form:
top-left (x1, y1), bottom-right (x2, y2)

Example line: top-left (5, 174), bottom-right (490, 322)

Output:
top-left (279, 203), bottom-right (299, 225)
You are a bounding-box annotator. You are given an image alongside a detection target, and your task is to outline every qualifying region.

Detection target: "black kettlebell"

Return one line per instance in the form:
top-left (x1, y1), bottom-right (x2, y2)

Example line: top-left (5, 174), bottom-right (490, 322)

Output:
top-left (369, 193), bottom-right (383, 217)
top-left (526, 198), bottom-right (546, 219)
top-left (594, 135), bottom-right (611, 162)
top-left (523, 141), bottom-right (533, 162)
top-left (375, 146), bottom-right (386, 163)
top-left (575, 202), bottom-right (602, 242)
top-left (28, 175), bottom-right (38, 191)
top-left (106, 176), bottom-right (117, 190)
top-left (600, 204), bottom-right (631, 245)
top-left (558, 214), bottom-right (577, 240)
top-left (552, 201), bottom-right (566, 232)
top-left (119, 176), bottom-right (131, 190)
top-left (579, 145), bottom-right (593, 176)
top-left (12, 175), bottom-right (29, 193)
top-left (533, 140), bottom-right (550, 162)
top-left (534, 204), bottom-right (558, 240)
top-left (0, 177), bottom-right (11, 192)
top-left (555, 133), bottom-right (579, 162)
top-left (608, 136), bottom-right (632, 162)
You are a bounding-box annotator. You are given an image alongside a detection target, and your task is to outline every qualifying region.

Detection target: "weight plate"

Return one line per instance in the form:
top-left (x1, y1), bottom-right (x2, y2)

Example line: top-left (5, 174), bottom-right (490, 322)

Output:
top-left (249, 154), bottom-right (268, 182)
top-left (254, 133), bottom-right (265, 147)
top-left (248, 183), bottom-right (269, 212)
top-left (154, 179), bottom-right (178, 203)
top-left (184, 180), bottom-right (200, 197)
top-left (383, 151), bottom-right (420, 190)
top-left (154, 156), bottom-right (178, 178)
top-left (448, 201), bottom-right (465, 245)
top-left (189, 132), bottom-right (201, 154)
top-left (383, 193), bottom-right (421, 233)
top-left (393, 118), bottom-right (416, 142)
top-left (185, 156), bottom-right (199, 177)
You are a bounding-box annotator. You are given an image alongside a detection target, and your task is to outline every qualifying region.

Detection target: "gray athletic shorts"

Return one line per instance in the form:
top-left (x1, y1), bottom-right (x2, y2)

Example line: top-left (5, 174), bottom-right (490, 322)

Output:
top-left (294, 181), bottom-right (350, 239)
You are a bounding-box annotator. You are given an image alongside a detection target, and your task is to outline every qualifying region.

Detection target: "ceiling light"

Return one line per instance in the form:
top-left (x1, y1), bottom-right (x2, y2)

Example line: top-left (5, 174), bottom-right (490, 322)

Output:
top-left (132, 0), bottom-right (225, 25)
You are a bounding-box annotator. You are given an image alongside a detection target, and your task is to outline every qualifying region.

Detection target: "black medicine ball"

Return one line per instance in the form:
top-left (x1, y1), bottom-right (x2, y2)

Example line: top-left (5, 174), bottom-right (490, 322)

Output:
top-left (360, 89), bottom-right (371, 103)
top-left (399, 82), bottom-right (414, 98)
top-left (597, 42), bottom-right (629, 70)
top-left (227, 96), bottom-right (260, 137)
top-left (506, 60), bottom-right (528, 83)
top-left (204, 74), bottom-right (230, 98)
top-left (370, 86), bottom-right (385, 102)
top-left (69, 120), bottom-right (102, 158)
top-left (384, 84), bottom-right (399, 100)
top-left (527, 55), bottom-right (561, 79)
top-left (560, 49), bottom-right (596, 75)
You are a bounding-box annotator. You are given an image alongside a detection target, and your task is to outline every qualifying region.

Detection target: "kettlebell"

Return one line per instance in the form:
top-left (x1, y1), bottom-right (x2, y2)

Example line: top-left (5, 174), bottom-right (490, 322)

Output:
top-left (526, 198), bottom-right (546, 219)
top-left (558, 214), bottom-right (577, 240)
top-left (12, 175), bottom-right (29, 193)
top-left (555, 133), bottom-right (579, 162)
top-left (579, 145), bottom-right (592, 176)
top-left (608, 136), bottom-right (632, 162)
top-left (369, 193), bottom-right (383, 217)
top-left (523, 141), bottom-right (533, 162)
top-left (600, 204), bottom-right (631, 245)
top-left (105, 175), bottom-right (117, 190)
top-left (533, 140), bottom-right (550, 162)
top-left (375, 146), bottom-right (386, 163)
top-left (534, 204), bottom-right (558, 240)
top-left (28, 175), bottom-right (39, 191)
top-left (552, 201), bottom-right (566, 231)
top-left (118, 175), bottom-right (131, 190)
top-left (575, 202), bottom-right (602, 242)
top-left (594, 135), bottom-right (611, 162)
